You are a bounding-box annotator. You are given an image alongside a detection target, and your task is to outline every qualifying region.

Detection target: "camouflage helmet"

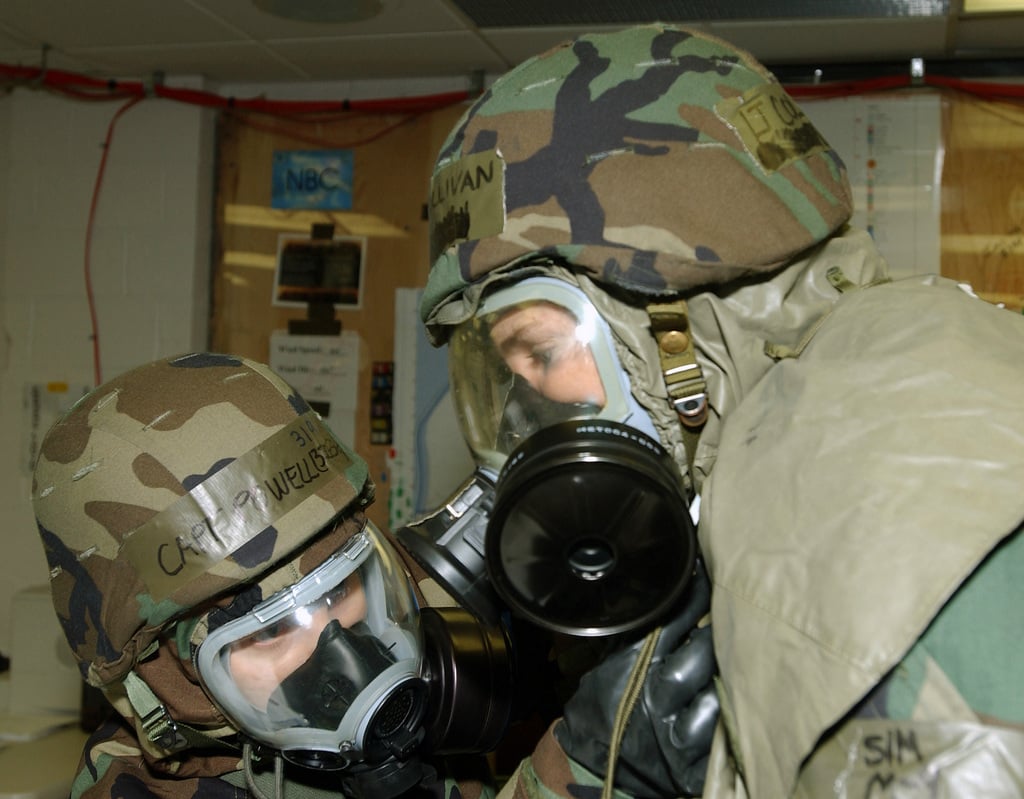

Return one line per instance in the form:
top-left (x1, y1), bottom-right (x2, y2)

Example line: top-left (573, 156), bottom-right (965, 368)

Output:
top-left (32, 353), bottom-right (371, 689)
top-left (422, 23), bottom-right (853, 326)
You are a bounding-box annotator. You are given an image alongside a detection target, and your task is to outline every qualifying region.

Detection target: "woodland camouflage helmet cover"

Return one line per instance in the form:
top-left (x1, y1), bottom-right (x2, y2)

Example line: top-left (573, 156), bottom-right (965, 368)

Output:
top-left (422, 23), bottom-right (853, 330)
top-left (32, 353), bottom-right (371, 689)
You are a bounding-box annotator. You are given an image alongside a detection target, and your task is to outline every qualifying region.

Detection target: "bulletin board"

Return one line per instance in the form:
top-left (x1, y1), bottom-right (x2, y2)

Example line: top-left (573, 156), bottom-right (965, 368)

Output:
top-left (210, 87), bottom-right (1024, 532)
top-left (210, 102), bottom-right (466, 530)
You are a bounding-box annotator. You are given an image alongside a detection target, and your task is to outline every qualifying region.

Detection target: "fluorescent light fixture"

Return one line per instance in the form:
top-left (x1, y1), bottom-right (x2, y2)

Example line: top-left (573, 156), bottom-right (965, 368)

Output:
top-left (224, 204), bottom-right (407, 238)
top-left (963, 0), bottom-right (1024, 12)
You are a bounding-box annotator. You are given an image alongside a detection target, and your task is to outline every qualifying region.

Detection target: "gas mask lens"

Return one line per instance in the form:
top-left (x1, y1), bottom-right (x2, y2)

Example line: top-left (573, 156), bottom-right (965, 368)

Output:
top-left (196, 522), bottom-right (425, 770)
top-left (448, 278), bottom-right (647, 473)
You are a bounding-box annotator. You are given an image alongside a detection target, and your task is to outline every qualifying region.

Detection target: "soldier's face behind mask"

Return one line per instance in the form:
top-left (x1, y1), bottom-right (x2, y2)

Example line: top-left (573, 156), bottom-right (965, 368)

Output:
top-left (448, 277), bottom-right (657, 473)
top-left (227, 573), bottom-right (369, 711)
top-left (489, 300), bottom-right (607, 409)
top-left (197, 523), bottom-right (426, 768)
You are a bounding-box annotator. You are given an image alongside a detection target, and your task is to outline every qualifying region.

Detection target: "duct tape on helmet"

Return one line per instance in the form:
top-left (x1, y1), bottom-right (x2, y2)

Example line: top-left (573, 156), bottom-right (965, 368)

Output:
top-left (121, 411), bottom-right (353, 601)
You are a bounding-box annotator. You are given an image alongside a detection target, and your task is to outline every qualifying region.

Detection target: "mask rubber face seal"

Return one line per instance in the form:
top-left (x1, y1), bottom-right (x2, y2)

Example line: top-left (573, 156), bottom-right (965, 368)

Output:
top-left (485, 419), bottom-right (697, 636)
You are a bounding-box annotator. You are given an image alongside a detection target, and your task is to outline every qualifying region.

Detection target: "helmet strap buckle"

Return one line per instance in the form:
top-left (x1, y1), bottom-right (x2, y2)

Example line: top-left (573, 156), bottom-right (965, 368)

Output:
top-left (124, 671), bottom-right (190, 752)
top-left (124, 670), bottom-right (236, 754)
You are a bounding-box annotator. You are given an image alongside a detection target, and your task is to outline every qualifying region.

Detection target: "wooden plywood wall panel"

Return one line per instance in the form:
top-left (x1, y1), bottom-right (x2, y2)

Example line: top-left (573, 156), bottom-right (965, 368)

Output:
top-left (940, 95), bottom-right (1024, 312)
top-left (211, 103), bottom-right (467, 529)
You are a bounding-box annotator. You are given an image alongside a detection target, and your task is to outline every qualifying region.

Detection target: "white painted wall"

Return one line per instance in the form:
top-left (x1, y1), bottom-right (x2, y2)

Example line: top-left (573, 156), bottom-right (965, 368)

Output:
top-left (0, 87), bottom-right (215, 656)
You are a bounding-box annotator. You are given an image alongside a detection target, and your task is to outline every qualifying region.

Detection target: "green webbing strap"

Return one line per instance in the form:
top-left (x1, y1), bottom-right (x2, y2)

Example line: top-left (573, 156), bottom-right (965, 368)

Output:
top-left (602, 627), bottom-right (662, 799)
top-left (123, 670), bottom-right (238, 754)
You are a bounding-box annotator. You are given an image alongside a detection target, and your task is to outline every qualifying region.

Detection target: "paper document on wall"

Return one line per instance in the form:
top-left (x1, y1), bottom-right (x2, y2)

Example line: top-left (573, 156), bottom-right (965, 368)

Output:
top-left (269, 330), bottom-right (360, 446)
top-left (802, 94), bottom-right (942, 278)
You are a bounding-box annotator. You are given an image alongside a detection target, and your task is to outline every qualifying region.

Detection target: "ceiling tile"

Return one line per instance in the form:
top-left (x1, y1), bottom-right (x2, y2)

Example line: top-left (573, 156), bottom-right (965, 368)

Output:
top-left (956, 15), bottom-right (1024, 52)
top-left (709, 17), bottom-right (953, 64)
top-left (269, 31), bottom-right (508, 81)
top-left (449, 0), bottom-right (951, 27)
top-left (0, 0), bottom-right (247, 48)
top-left (67, 41), bottom-right (307, 83)
top-left (194, 0), bottom-right (465, 40)
top-left (1, 0), bottom-right (1021, 86)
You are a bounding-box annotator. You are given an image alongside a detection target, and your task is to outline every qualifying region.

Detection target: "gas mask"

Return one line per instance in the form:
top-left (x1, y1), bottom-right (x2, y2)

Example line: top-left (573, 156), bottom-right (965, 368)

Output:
top-left (398, 278), bottom-right (698, 637)
top-left (196, 520), bottom-right (512, 799)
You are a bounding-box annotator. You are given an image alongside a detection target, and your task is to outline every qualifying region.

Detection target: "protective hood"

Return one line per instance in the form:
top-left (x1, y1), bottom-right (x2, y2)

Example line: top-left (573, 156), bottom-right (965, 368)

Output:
top-left (427, 216), bottom-right (1024, 794)
top-left (684, 225), bottom-right (893, 491)
top-left (422, 227), bottom-right (893, 494)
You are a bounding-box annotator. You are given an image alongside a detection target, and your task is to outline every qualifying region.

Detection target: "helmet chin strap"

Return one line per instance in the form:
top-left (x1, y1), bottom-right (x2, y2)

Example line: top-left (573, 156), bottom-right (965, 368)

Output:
top-left (123, 669), bottom-right (238, 755)
top-left (648, 299), bottom-right (707, 477)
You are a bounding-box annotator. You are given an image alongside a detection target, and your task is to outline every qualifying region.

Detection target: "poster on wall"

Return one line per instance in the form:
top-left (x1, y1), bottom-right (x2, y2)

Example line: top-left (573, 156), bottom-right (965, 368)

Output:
top-left (272, 234), bottom-right (366, 309)
top-left (268, 330), bottom-right (361, 447)
top-left (271, 149), bottom-right (353, 210)
top-left (801, 94), bottom-right (942, 278)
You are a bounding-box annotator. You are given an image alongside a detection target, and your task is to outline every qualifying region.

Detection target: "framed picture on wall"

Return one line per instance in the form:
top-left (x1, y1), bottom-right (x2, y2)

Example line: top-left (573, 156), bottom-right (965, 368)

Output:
top-left (272, 233), bottom-right (366, 309)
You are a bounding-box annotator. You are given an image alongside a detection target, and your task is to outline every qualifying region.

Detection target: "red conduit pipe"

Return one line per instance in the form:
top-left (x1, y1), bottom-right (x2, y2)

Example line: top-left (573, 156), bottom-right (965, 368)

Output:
top-left (0, 62), bottom-right (472, 115)
top-left (84, 96), bottom-right (143, 387)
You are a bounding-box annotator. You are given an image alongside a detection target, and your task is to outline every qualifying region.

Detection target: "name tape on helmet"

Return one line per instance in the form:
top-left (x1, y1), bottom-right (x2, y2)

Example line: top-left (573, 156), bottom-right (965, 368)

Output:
top-left (429, 149), bottom-right (506, 263)
top-left (121, 412), bottom-right (354, 600)
top-left (716, 82), bottom-right (830, 173)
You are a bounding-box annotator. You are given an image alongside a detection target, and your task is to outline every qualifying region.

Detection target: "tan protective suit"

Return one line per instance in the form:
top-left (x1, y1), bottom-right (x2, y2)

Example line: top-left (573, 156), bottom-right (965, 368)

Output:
top-left (687, 228), bottom-right (1024, 797)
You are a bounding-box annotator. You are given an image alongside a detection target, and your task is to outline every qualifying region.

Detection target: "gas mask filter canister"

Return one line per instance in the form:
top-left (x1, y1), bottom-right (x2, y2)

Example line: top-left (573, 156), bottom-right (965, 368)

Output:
top-left (487, 418), bottom-right (696, 636)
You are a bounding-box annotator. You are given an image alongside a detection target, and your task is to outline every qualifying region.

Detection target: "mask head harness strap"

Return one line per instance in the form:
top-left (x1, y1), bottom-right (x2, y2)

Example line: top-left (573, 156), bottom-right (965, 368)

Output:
top-left (648, 299), bottom-right (707, 429)
top-left (648, 299), bottom-right (707, 480)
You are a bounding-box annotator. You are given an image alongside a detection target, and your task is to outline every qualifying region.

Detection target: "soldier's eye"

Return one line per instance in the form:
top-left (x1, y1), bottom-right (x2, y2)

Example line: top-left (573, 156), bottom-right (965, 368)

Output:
top-left (248, 619), bottom-right (291, 645)
top-left (324, 581), bottom-right (351, 607)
